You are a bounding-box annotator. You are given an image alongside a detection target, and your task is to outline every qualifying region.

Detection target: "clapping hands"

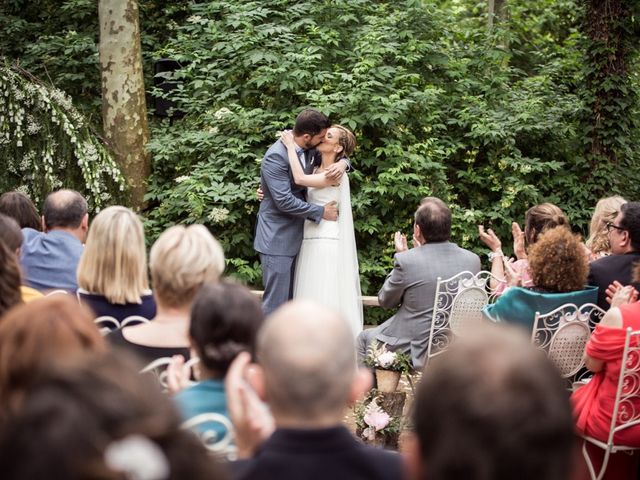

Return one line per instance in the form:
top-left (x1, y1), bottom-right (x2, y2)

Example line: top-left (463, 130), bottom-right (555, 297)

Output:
top-left (394, 231), bottom-right (422, 253)
top-left (606, 281), bottom-right (639, 307)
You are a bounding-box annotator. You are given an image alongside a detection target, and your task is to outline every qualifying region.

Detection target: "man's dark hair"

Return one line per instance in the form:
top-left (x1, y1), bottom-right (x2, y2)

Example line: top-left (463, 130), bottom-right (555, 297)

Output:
top-left (0, 213), bottom-right (23, 251)
top-left (190, 282), bottom-right (264, 376)
top-left (292, 108), bottom-right (331, 137)
top-left (619, 201), bottom-right (640, 251)
top-left (42, 190), bottom-right (87, 230)
top-left (413, 326), bottom-right (574, 480)
top-left (0, 191), bottom-right (41, 231)
top-left (415, 197), bottom-right (451, 243)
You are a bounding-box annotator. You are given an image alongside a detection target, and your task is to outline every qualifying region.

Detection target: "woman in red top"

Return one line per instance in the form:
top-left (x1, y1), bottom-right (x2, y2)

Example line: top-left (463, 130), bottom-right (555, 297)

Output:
top-left (572, 284), bottom-right (640, 446)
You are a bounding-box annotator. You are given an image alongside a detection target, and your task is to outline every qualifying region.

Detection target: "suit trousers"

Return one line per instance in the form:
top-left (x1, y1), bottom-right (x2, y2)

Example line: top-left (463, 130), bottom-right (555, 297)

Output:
top-left (260, 253), bottom-right (296, 315)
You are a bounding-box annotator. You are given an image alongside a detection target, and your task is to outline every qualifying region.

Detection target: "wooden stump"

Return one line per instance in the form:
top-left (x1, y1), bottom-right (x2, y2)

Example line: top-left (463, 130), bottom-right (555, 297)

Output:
top-left (356, 390), bottom-right (407, 449)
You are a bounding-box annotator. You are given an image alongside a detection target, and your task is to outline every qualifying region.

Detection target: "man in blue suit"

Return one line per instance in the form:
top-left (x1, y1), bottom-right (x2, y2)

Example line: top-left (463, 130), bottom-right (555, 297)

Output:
top-left (254, 109), bottom-right (347, 314)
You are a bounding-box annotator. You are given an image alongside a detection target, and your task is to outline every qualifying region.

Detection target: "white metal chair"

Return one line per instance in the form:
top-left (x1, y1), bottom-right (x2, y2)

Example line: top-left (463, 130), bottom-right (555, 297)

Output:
top-left (94, 316), bottom-right (120, 335)
top-left (425, 270), bottom-right (500, 367)
top-left (120, 315), bottom-right (150, 327)
top-left (45, 289), bottom-right (69, 296)
top-left (140, 356), bottom-right (200, 391)
top-left (581, 327), bottom-right (640, 480)
top-left (531, 303), bottom-right (605, 387)
top-left (181, 413), bottom-right (236, 459)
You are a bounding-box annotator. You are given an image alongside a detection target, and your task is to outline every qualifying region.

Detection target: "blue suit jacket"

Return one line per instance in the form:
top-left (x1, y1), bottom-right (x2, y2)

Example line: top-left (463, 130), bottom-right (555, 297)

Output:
top-left (253, 140), bottom-right (324, 256)
top-left (20, 228), bottom-right (84, 291)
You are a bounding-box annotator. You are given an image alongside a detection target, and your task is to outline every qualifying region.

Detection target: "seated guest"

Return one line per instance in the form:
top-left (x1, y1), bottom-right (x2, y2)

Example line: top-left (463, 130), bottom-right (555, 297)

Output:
top-left (0, 352), bottom-right (228, 480)
top-left (588, 201), bottom-right (640, 310)
top-left (0, 295), bottom-right (105, 423)
top-left (107, 225), bottom-right (225, 365)
top-left (483, 227), bottom-right (597, 331)
top-left (479, 202), bottom-right (569, 291)
top-left (0, 214), bottom-right (41, 303)
top-left (404, 325), bottom-right (574, 480)
top-left (169, 282), bottom-right (264, 439)
top-left (357, 197), bottom-right (480, 369)
top-left (20, 189), bottom-right (88, 292)
top-left (573, 268), bottom-right (640, 447)
top-left (77, 206), bottom-right (155, 322)
top-left (586, 196), bottom-right (627, 261)
top-left (0, 241), bottom-right (23, 318)
top-left (229, 300), bottom-right (402, 479)
top-left (0, 191), bottom-right (41, 231)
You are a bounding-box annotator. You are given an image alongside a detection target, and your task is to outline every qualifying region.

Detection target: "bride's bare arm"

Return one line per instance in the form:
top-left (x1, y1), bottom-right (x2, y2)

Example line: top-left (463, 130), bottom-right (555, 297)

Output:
top-left (281, 131), bottom-right (335, 188)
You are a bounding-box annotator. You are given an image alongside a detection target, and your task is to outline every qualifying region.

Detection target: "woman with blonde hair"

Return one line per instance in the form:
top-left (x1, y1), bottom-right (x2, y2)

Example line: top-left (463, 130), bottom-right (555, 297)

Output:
top-left (77, 206), bottom-right (156, 321)
top-left (585, 196), bottom-right (627, 260)
top-left (107, 225), bottom-right (225, 364)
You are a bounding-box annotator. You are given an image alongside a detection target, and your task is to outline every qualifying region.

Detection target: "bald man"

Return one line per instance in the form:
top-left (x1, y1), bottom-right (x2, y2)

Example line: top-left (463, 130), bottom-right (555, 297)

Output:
top-left (20, 189), bottom-right (88, 291)
top-left (230, 300), bottom-right (403, 480)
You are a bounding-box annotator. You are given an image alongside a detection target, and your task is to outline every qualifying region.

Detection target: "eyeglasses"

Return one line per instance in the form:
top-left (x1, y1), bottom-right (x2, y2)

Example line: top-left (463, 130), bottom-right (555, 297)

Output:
top-left (606, 221), bottom-right (626, 233)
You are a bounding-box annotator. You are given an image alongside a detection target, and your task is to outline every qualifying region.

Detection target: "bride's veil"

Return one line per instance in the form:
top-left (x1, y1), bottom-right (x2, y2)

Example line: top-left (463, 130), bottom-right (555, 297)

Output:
top-left (338, 173), bottom-right (364, 336)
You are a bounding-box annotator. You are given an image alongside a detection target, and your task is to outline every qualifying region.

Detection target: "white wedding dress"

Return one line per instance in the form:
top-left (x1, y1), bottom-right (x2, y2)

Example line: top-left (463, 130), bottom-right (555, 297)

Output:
top-left (293, 174), bottom-right (363, 337)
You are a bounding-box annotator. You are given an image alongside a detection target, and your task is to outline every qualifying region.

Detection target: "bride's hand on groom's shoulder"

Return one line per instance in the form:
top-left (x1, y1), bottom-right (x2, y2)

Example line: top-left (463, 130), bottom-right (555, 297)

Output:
top-left (280, 130), bottom-right (295, 149)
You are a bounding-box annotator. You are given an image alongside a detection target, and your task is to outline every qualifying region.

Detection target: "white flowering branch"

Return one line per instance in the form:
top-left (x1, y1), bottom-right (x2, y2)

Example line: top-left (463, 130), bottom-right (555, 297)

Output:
top-left (0, 63), bottom-right (125, 207)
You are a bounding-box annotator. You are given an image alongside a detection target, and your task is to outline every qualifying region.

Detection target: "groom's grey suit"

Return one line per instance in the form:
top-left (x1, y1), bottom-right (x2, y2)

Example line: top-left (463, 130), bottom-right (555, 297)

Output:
top-left (254, 140), bottom-right (323, 315)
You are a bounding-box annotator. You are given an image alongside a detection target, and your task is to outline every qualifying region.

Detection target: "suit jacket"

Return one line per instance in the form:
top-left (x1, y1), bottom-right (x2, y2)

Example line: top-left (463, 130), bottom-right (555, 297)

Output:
top-left (20, 228), bottom-right (84, 291)
top-left (253, 140), bottom-right (324, 257)
top-left (230, 426), bottom-right (403, 480)
top-left (588, 252), bottom-right (640, 310)
top-left (376, 241), bottom-right (481, 368)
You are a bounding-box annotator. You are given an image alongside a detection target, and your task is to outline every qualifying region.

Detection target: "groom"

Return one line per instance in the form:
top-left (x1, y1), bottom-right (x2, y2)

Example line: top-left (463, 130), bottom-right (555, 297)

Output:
top-left (254, 108), bottom-right (348, 315)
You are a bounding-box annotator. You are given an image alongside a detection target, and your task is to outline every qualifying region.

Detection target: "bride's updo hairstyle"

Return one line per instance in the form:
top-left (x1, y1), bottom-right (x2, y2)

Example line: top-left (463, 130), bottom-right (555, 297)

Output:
top-left (189, 282), bottom-right (264, 378)
top-left (524, 203), bottom-right (569, 246)
top-left (332, 124), bottom-right (356, 161)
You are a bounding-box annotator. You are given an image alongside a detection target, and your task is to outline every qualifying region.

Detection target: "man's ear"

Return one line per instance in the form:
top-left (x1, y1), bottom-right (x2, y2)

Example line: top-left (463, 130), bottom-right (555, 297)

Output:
top-left (348, 367), bottom-right (373, 404)
top-left (402, 432), bottom-right (425, 480)
top-left (246, 363), bottom-right (267, 401)
top-left (41, 215), bottom-right (47, 233)
top-left (81, 213), bottom-right (89, 230)
top-left (414, 223), bottom-right (424, 242)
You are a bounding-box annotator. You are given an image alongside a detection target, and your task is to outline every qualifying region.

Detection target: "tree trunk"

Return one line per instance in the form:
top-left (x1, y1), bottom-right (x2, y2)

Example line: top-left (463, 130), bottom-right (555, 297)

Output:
top-left (98, 0), bottom-right (150, 210)
top-left (583, 0), bottom-right (629, 163)
top-left (487, 0), bottom-right (507, 30)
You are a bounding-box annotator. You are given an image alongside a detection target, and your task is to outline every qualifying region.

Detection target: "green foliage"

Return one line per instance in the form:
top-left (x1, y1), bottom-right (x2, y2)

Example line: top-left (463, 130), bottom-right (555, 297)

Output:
top-left (145, 0), bottom-right (640, 323)
top-left (4, 0), bottom-right (640, 325)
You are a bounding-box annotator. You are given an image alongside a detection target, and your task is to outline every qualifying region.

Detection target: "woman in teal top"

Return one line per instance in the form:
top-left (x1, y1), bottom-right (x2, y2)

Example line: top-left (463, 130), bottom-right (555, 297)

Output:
top-left (172, 282), bottom-right (264, 439)
top-left (483, 226), bottom-right (598, 331)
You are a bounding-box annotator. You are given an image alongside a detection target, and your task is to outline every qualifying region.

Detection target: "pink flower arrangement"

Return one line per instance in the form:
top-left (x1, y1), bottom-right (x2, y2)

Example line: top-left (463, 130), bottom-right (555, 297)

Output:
top-left (361, 398), bottom-right (391, 441)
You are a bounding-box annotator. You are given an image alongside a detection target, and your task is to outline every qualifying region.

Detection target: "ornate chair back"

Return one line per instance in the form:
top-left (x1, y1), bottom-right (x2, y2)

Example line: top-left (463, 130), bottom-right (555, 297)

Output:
top-left (425, 270), bottom-right (499, 367)
top-left (94, 315), bottom-right (120, 335)
top-left (531, 303), bottom-right (604, 386)
top-left (140, 356), bottom-right (200, 391)
top-left (181, 413), bottom-right (236, 460)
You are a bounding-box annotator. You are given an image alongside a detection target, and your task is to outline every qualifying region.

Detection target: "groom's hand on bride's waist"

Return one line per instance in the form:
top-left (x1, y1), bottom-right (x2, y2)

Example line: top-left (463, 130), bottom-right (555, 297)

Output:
top-left (322, 201), bottom-right (338, 221)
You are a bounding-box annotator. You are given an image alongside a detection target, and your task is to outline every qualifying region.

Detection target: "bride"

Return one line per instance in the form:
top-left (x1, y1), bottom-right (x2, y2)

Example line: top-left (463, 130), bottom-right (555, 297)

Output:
top-left (281, 125), bottom-right (363, 336)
